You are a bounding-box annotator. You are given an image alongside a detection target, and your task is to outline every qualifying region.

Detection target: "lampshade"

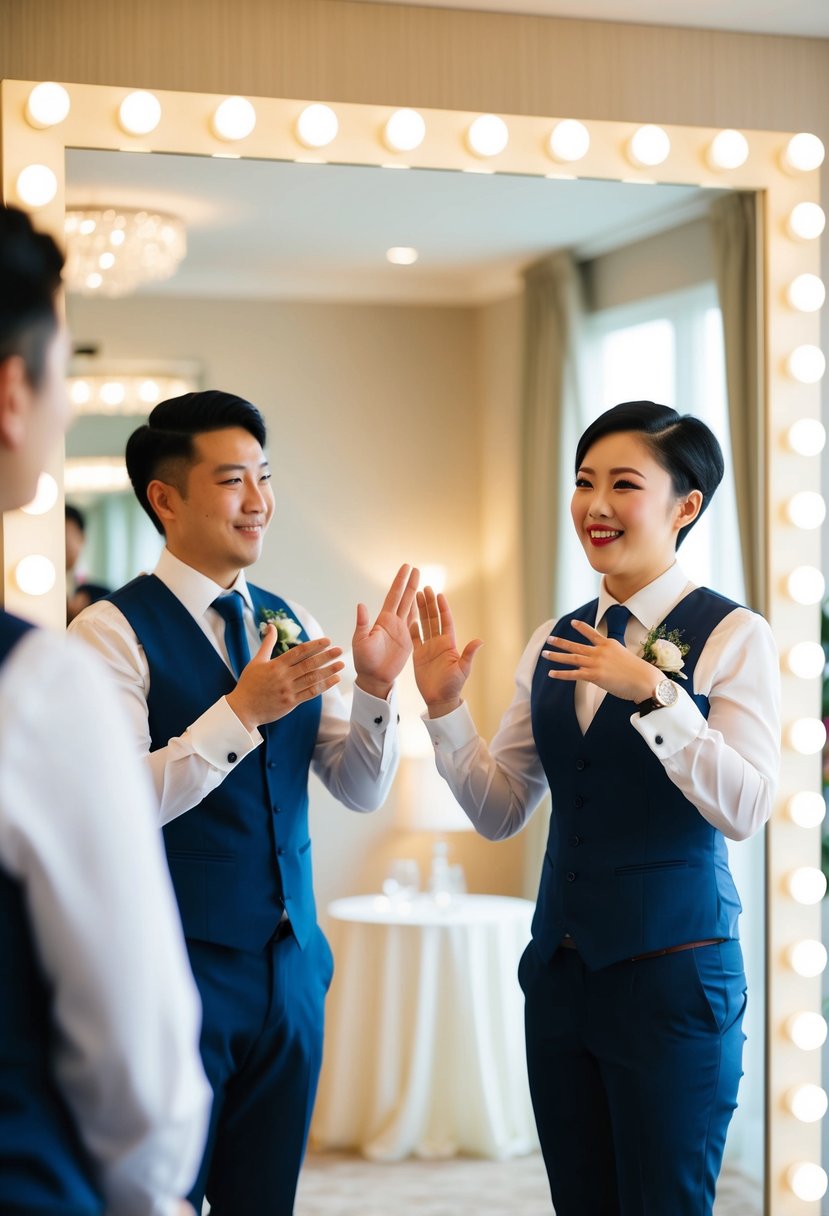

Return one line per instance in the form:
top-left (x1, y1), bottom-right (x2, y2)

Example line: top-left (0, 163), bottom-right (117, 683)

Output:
top-left (395, 754), bottom-right (473, 833)
top-left (64, 207), bottom-right (186, 296)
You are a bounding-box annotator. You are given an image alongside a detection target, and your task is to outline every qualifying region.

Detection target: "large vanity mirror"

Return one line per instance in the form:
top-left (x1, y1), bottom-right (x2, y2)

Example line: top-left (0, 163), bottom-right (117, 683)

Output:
top-left (1, 80), bottom-right (823, 1213)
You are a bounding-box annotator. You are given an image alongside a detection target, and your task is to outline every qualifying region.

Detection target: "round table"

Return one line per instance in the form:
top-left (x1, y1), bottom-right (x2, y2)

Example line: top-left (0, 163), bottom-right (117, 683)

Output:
top-left (310, 893), bottom-right (539, 1162)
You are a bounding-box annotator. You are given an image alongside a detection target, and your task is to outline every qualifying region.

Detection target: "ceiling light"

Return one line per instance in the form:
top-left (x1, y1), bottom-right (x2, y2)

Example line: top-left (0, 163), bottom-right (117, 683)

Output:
top-left (787, 791), bottom-right (826, 828)
top-left (296, 104), bottom-right (338, 149)
top-left (547, 120), bottom-right (590, 163)
top-left (25, 82), bottom-right (70, 129)
top-left (212, 96), bottom-right (256, 141)
top-left (20, 472), bottom-right (59, 516)
top-left (782, 132), bottom-right (825, 173)
top-left (467, 114), bottom-right (509, 158)
top-left (787, 273), bottom-right (826, 312)
top-left (786, 418), bottom-right (825, 456)
top-left (64, 208), bottom-right (186, 297)
top-left (788, 202), bottom-right (825, 241)
top-left (386, 247), bottom-right (418, 265)
top-left (118, 90), bottom-right (162, 136)
top-left (787, 345), bottom-right (825, 384)
top-left (14, 555), bottom-right (56, 597)
top-left (16, 164), bottom-right (58, 207)
top-left (384, 109), bottom-right (426, 152)
top-left (706, 129), bottom-right (749, 170)
top-left (626, 124), bottom-right (671, 168)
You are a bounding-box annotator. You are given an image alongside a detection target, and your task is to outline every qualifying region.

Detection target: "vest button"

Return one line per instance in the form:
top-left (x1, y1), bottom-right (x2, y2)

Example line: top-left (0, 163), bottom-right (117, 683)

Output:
top-left (566, 871), bottom-right (577, 882)
top-left (267, 759), bottom-right (277, 770)
top-left (277, 847), bottom-right (285, 856)
top-left (227, 752), bottom-right (238, 763)
top-left (574, 795), bottom-right (584, 809)
top-left (569, 835), bottom-right (581, 847)
top-left (576, 759), bottom-right (587, 771)
top-left (272, 804), bottom-right (280, 814)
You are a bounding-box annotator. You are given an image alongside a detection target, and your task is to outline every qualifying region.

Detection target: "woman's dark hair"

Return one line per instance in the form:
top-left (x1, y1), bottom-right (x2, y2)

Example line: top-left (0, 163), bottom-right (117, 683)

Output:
top-left (126, 390), bottom-right (268, 534)
top-left (574, 401), bottom-right (724, 548)
top-left (0, 206), bottom-right (64, 388)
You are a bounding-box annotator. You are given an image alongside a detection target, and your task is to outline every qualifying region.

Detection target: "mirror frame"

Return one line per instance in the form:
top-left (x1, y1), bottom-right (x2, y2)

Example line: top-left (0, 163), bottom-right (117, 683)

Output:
top-left (1, 78), bottom-right (824, 1213)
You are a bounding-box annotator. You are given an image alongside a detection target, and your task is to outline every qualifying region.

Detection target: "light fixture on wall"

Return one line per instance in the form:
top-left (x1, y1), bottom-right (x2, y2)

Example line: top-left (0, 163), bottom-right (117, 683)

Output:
top-left (68, 371), bottom-right (196, 414)
top-left (64, 207), bottom-right (186, 296)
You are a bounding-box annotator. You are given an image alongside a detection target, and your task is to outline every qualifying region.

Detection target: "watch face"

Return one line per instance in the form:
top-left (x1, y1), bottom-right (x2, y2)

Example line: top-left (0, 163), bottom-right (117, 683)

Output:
top-left (655, 677), bottom-right (679, 707)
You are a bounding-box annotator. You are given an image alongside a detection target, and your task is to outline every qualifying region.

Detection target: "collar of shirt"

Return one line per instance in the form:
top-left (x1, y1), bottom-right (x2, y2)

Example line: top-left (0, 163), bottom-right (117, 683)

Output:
top-left (154, 547), bottom-right (254, 623)
top-left (594, 562), bottom-right (695, 643)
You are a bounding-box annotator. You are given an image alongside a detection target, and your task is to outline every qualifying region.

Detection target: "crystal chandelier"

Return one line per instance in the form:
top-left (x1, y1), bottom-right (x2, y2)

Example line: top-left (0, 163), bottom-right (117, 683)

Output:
top-left (64, 207), bottom-right (186, 296)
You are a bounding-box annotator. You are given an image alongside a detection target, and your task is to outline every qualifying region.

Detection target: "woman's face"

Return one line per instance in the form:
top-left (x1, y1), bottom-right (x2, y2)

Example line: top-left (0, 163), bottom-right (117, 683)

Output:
top-left (570, 429), bottom-right (700, 601)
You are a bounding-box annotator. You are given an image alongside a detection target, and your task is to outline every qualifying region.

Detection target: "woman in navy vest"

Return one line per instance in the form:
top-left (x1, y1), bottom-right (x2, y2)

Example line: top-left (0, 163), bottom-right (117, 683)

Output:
top-left (410, 401), bottom-right (779, 1216)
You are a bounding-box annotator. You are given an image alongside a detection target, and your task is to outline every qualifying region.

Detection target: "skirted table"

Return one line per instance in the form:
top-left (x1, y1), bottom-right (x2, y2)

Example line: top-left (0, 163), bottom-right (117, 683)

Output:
top-left (310, 893), bottom-right (539, 1161)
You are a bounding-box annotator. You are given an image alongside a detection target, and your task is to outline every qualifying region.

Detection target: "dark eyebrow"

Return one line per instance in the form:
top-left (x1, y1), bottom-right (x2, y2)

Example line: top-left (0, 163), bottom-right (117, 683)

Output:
top-left (213, 461), bottom-right (270, 475)
top-left (577, 465), bottom-right (646, 478)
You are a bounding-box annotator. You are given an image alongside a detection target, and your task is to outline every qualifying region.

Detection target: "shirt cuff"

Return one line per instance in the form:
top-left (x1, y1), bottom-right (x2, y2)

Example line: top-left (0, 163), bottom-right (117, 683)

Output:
top-left (421, 702), bottom-right (478, 752)
top-left (630, 686), bottom-right (705, 757)
top-left (185, 696), bottom-right (262, 769)
top-left (352, 681), bottom-right (399, 731)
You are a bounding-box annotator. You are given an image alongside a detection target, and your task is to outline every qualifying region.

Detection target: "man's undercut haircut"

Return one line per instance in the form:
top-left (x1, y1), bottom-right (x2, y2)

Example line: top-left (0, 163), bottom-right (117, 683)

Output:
top-left (0, 206), bottom-right (63, 388)
top-left (125, 389), bottom-right (268, 534)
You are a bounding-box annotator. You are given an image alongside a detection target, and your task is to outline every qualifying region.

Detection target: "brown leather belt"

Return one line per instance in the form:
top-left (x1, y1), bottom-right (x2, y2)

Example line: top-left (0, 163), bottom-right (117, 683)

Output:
top-left (558, 937), bottom-right (724, 961)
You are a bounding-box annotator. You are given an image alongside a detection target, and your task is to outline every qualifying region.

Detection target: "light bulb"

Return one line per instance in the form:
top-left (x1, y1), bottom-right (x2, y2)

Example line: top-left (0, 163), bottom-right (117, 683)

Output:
top-left (789, 939), bottom-right (829, 978)
top-left (296, 104), bottom-right (338, 149)
top-left (467, 114), bottom-right (509, 158)
top-left (212, 96), bottom-right (256, 141)
top-left (139, 379), bottom-right (159, 403)
top-left (118, 90), bottom-right (162, 136)
top-left (384, 109), bottom-right (426, 152)
top-left (70, 380), bottom-right (91, 407)
top-left (786, 565), bottom-right (824, 604)
top-left (787, 273), bottom-right (825, 313)
top-left (785, 641), bottom-right (826, 679)
top-left (787, 1083), bottom-right (828, 1123)
top-left (787, 791), bottom-right (826, 828)
top-left (100, 382), bottom-right (126, 407)
top-left (627, 124), bottom-right (671, 168)
top-left (25, 82), bottom-right (70, 128)
top-left (788, 1162), bottom-right (828, 1202)
top-left (788, 202), bottom-right (826, 241)
top-left (20, 472), bottom-right (59, 516)
top-left (16, 164), bottom-right (58, 208)
top-left (787, 866), bottom-right (827, 905)
top-left (98, 252), bottom-right (115, 270)
top-left (706, 129), bottom-right (749, 170)
top-left (548, 120), bottom-right (590, 163)
top-left (787, 1012), bottom-right (828, 1051)
top-left (785, 490), bottom-right (826, 529)
top-left (15, 555), bottom-right (56, 597)
top-left (787, 418), bottom-right (826, 456)
top-left (783, 133), bottom-right (825, 173)
top-left (788, 718), bottom-right (826, 755)
top-left (386, 247), bottom-right (418, 265)
top-left (787, 345), bottom-right (826, 384)
top-left (85, 273), bottom-right (103, 290)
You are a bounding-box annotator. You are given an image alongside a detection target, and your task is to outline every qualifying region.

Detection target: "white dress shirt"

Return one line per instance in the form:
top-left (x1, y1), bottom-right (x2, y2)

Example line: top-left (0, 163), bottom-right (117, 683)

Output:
top-left (0, 627), bottom-right (211, 1216)
top-left (423, 563), bottom-right (780, 843)
top-left (69, 549), bottom-right (399, 825)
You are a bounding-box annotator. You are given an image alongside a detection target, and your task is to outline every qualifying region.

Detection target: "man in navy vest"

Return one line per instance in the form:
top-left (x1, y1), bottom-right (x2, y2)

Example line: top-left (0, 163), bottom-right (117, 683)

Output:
top-left (0, 209), bottom-right (210, 1213)
top-left (70, 390), bottom-right (418, 1216)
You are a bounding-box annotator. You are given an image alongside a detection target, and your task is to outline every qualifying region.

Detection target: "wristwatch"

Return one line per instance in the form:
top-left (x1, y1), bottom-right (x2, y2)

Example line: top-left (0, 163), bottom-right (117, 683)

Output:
top-left (636, 676), bottom-right (679, 716)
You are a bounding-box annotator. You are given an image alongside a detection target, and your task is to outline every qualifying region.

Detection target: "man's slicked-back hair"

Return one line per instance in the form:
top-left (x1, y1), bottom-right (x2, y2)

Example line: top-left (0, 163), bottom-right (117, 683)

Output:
top-left (126, 389), bottom-right (268, 534)
top-left (574, 400), bottom-right (724, 548)
top-left (0, 205), bottom-right (64, 388)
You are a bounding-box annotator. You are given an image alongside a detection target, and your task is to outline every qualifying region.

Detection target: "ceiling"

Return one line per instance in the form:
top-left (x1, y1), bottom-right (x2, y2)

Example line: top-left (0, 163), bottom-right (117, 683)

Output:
top-left (66, 149), bottom-right (713, 305)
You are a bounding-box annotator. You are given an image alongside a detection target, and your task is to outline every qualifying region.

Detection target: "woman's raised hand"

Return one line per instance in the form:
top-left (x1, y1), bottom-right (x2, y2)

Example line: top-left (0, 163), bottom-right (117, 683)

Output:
top-left (409, 586), bottom-right (483, 718)
top-left (543, 619), bottom-right (659, 703)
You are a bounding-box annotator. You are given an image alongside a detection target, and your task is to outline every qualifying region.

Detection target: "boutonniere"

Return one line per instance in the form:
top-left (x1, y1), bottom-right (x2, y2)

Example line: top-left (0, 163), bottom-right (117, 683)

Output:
top-left (641, 623), bottom-right (689, 680)
top-left (259, 607), bottom-right (302, 654)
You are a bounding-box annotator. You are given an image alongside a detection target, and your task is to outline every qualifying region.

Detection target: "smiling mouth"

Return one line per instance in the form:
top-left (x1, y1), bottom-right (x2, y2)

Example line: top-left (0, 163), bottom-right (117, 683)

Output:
top-left (235, 524), bottom-right (264, 534)
top-left (588, 528), bottom-right (623, 546)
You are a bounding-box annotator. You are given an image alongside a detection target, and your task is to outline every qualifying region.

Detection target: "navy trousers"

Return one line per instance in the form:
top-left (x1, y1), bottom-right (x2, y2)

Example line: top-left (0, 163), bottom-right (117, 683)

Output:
top-left (186, 926), bottom-right (333, 1216)
top-left (520, 939), bottom-right (746, 1216)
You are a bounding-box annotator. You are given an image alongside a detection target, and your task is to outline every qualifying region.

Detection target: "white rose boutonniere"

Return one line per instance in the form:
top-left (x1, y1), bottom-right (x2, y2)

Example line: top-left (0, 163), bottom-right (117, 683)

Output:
top-left (259, 607), bottom-right (303, 654)
top-left (641, 623), bottom-right (689, 680)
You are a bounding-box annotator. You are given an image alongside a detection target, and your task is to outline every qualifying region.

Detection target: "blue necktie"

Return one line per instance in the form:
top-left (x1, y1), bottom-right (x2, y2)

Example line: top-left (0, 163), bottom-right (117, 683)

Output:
top-left (212, 592), bottom-right (251, 680)
top-left (604, 603), bottom-right (631, 647)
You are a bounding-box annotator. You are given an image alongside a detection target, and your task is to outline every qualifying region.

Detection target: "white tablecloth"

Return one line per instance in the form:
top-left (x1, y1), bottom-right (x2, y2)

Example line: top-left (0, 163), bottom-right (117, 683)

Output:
top-left (311, 893), bottom-right (539, 1161)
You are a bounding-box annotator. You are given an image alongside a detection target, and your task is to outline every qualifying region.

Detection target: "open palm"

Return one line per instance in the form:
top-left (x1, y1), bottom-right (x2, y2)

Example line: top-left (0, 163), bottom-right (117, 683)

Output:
top-left (410, 587), bottom-right (483, 713)
top-left (353, 564), bottom-right (419, 691)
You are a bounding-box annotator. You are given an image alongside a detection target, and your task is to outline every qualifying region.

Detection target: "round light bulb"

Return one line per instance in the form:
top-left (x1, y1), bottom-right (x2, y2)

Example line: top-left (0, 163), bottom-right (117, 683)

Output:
top-left (98, 252), bottom-right (115, 270)
top-left (118, 90), bottom-right (162, 136)
top-left (785, 641), bottom-right (826, 679)
top-left (787, 866), bottom-right (828, 905)
top-left (787, 273), bottom-right (826, 313)
top-left (788, 202), bottom-right (826, 241)
top-left (785, 490), bottom-right (826, 529)
top-left (787, 417), bottom-right (826, 456)
top-left (627, 124), bottom-right (671, 168)
top-left (100, 381), bottom-right (126, 407)
top-left (787, 1083), bottom-right (828, 1123)
top-left (15, 555), bottom-right (56, 597)
top-left (548, 119), bottom-right (590, 163)
top-left (788, 1162), bottom-right (828, 1202)
top-left (70, 380), bottom-right (91, 407)
top-left (787, 1012), bottom-right (828, 1051)
top-left (788, 718), bottom-right (827, 755)
top-left (139, 379), bottom-right (159, 404)
top-left (212, 96), bottom-right (256, 141)
top-left (25, 82), bottom-right (70, 129)
top-left (386, 247), bottom-right (418, 265)
top-left (707, 129), bottom-right (749, 170)
top-left (789, 939), bottom-right (829, 978)
top-left (786, 565), bottom-right (825, 605)
top-left (85, 273), bottom-right (103, 290)
top-left (295, 104), bottom-right (338, 149)
top-left (783, 133), bottom-right (825, 173)
top-left (787, 791), bottom-right (826, 828)
top-left (20, 472), bottom-right (59, 516)
top-left (467, 114), bottom-right (509, 158)
top-left (384, 108), bottom-right (426, 152)
top-left (16, 164), bottom-right (58, 208)
top-left (787, 345), bottom-right (826, 384)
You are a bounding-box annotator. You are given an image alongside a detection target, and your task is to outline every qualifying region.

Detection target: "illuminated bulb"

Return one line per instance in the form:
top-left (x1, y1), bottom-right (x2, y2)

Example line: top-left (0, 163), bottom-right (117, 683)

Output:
top-left (85, 273), bottom-right (102, 290)
top-left (212, 96), bottom-right (256, 141)
top-left (25, 82), bottom-right (70, 128)
top-left (110, 229), bottom-right (125, 247)
top-left (789, 938), bottom-right (829, 977)
top-left (783, 132), bottom-right (825, 173)
top-left (787, 866), bottom-right (828, 905)
top-left (79, 218), bottom-right (96, 235)
top-left (785, 490), bottom-right (826, 529)
top-left (16, 164), bottom-right (58, 208)
top-left (787, 1012), bottom-right (828, 1051)
top-left (139, 379), bottom-right (160, 403)
top-left (467, 114), bottom-right (509, 158)
top-left (787, 345), bottom-right (826, 384)
top-left (788, 202), bottom-right (826, 241)
top-left (787, 417), bottom-right (826, 456)
top-left (788, 1162), bottom-right (828, 1202)
top-left (420, 564), bottom-right (447, 594)
top-left (627, 124), bottom-right (671, 168)
top-left (21, 472), bottom-right (59, 516)
top-left (788, 717), bottom-right (826, 755)
top-left (70, 380), bottom-right (91, 406)
top-left (548, 119), bottom-right (590, 163)
top-left (295, 104), bottom-right (338, 149)
top-left (386, 247), bottom-right (418, 265)
top-left (706, 129), bottom-right (749, 170)
top-left (786, 565), bottom-right (824, 604)
top-left (98, 252), bottom-right (115, 270)
top-left (15, 555), bottom-right (56, 597)
top-left (384, 108), bottom-right (426, 152)
top-left (100, 382), bottom-right (126, 407)
top-left (787, 791), bottom-right (826, 828)
top-left (787, 273), bottom-right (825, 312)
top-left (787, 1083), bottom-right (828, 1123)
top-left (118, 90), bottom-right (162, 135)
top-left (785, 641), bottom-right (826, 679)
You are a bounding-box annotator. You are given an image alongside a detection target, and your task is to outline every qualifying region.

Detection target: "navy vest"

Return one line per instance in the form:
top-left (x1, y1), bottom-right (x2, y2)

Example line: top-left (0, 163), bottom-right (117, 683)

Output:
top-left (530, 588), bottom-right (743, 970)
top-left (0, 611), bottom-right (104, 1214)
top-left (111, 575), bottom-right (322, 952)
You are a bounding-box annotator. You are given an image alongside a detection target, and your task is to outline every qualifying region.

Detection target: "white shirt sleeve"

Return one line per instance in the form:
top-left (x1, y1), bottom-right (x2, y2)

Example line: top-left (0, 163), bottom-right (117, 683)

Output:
top-left (0, 630), bottom-right (211, 1216)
